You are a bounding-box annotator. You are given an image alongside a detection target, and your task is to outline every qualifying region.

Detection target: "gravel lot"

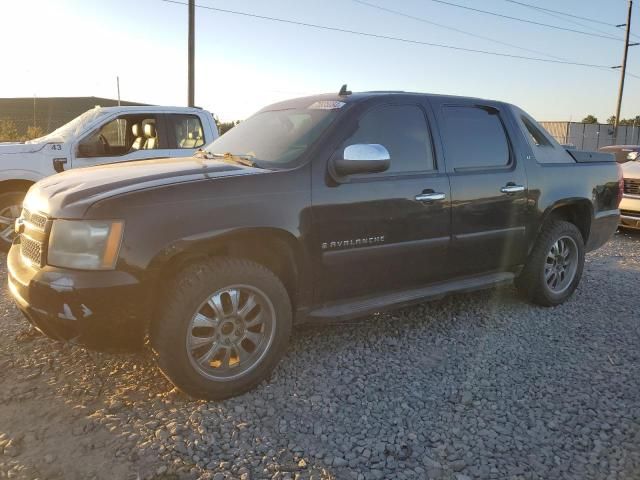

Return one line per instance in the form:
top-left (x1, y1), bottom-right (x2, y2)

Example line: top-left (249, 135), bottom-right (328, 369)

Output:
top-left (1, 231), bottom-right (639, 480)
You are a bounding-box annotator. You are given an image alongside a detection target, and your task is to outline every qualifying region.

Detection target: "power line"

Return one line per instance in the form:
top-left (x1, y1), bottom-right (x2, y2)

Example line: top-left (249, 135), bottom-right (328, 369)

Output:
top-left (160, 0), bottom-right (640, 81)
top-left (159, 0), bottom-right (616, 70)
top-left (504, 0), bottom-right (639, 41)
top-left (354, 0), bottom-right (638, 79)
top-left (353, 0), bottom-right (568, 61)
top-left (504, 0), bottom-right (618, 27)
top-left (506, 1), bottom-right (626, 39)
top-left (426, 0), bottom-right (623, 41)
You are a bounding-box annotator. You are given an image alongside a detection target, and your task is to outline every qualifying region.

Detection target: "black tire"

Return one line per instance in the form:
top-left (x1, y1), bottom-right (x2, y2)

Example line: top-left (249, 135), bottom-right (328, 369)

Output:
top-left (0, 191), bottom-right (26, 252)
top-left (515, 220), bottom-right (585, 307)
top-left (150, 257), bottom-right (292, 400)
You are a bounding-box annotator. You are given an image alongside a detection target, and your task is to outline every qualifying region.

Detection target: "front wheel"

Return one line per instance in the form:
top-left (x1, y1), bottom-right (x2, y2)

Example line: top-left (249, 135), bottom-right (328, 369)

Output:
top-left (0, 191), bottom-right (26, 252)
top-left (515, 220), bottom-right (585, 307)
top-left (150, 257), bottom-right (292, 400)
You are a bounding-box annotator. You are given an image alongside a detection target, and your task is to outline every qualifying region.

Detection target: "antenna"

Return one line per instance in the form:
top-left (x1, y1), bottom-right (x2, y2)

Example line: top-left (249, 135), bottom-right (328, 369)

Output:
top-left (339, 84), bottom-right (352, 96)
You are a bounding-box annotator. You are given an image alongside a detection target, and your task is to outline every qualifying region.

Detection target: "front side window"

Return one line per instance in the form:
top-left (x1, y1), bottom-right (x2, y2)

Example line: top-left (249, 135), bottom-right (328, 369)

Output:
top-left (100, 118), bottom-right (128, 148)
top-left (205, 107), bottom-right (338, 167)
top-left (342, 104), bottom-right (435, 174)
top-left (171, 114), bottom-right (205, 149)
top-left (441, 106), bottom-right (510, 170)
top-left (77, 115), bottom-right (159, 158)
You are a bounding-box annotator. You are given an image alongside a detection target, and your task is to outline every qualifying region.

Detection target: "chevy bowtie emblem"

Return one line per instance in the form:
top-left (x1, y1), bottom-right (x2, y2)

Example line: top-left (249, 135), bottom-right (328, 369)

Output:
top-left (321, 235), bottom-right (385, 250)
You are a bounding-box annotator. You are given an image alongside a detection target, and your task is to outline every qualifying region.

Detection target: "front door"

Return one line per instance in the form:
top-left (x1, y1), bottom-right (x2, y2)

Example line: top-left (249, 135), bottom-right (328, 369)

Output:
top-left (433, 100), bottom-right (528, 276)
top-left (311, 101), bottom-right (452, 303)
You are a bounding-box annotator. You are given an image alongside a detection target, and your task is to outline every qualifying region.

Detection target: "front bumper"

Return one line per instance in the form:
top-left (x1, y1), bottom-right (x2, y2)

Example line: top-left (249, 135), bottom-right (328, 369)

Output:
top-left (619, 194), bottom-right (640, 230)
top-left (7, 243), bottom-right (150, 349)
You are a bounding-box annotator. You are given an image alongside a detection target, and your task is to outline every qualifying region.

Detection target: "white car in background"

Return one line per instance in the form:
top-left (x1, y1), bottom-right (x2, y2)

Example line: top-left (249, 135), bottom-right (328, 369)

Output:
top-left (0, 105), bottom-right (219, 248)
top-left (620, 155), bottom-right (640, 230)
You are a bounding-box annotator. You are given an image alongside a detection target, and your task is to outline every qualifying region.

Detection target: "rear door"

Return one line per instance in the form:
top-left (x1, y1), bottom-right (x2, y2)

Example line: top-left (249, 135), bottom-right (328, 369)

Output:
top-left (432, 100), bottom-right (528, 276)
top-left (311, 99), bottom-right (452, 303)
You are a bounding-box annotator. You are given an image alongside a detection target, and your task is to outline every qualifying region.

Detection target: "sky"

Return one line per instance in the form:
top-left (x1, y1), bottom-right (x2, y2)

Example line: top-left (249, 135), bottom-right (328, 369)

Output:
top-left (0, 0), bottom-right (639, 122)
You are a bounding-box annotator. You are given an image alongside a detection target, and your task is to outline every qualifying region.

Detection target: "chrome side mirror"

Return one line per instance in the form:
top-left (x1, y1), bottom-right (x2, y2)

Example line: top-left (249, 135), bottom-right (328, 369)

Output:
top-left (333, 144), bottom-right (391, 176)
top-left (627, 151), bottom-right (639, 161)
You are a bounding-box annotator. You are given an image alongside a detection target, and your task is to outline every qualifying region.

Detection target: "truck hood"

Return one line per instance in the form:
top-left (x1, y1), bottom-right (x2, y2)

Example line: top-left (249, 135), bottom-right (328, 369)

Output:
top-left (622, 160), bottom-right (640, 180)
top-left (0, 142), bottom-right (47, 154)
top-left (24, 156), bottom-right (265, 217)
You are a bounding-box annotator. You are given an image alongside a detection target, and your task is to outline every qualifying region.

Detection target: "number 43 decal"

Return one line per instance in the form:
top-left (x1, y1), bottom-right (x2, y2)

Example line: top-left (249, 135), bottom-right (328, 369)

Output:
top-left (51, 144), bottom-right (62, 151)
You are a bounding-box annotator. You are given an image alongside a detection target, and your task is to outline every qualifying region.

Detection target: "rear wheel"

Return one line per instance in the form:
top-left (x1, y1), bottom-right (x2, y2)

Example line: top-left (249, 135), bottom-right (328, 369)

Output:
top-left (515, 220), bottom-right (585, 306)
top-left (0, 191), bottom-right (26, 251)
top-left (150, 257), bottom-right (292, 400)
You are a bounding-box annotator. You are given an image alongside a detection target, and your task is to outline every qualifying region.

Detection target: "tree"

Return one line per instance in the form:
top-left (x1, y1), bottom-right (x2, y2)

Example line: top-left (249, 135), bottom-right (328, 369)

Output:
top-left (581, 115), bottom-right (598, 124)
top-left (607, 115), bottom-right (616, 125)
top-left (619, 115), bottom-right (640, 126)
top-left (0, 118), bottom-right (20, 142)
top-left (215, 119), bottom-right (241, 136)
top-left (0, 121), bottom-right (45, 142)
top-left (23, 125), bottom-right (44, 140)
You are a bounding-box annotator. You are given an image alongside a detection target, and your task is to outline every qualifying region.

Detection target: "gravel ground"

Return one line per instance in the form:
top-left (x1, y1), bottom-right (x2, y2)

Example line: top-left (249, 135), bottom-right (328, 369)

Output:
top-left (1, 230), bottom-right (639, 480)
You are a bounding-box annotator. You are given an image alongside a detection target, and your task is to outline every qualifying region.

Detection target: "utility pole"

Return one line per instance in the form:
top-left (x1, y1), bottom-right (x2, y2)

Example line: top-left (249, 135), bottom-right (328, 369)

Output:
top-left (613, 0), bottom-right (635, 142)
top-left (188, 0), bottom-right (195, 107)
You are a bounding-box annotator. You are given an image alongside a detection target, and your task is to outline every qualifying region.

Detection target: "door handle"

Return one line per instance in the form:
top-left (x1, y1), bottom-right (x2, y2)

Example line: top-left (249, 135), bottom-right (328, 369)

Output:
top-left (500, 184), bottom-right (525, 194)
top-left (415, 192), bottom-right (446, 202)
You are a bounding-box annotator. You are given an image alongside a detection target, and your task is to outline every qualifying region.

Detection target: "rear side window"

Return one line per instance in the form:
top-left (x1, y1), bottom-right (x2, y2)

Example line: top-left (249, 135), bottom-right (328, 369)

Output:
top-left (522, 116), bottom-right (552, 147)
top-left (343, 104), bottom-right (435, 174)
top-left (170, 114), bottom-right (205, 149)
top-left (517, 112), bottom-right (573, 164)
top-left (441, 106), bottom-right (510, 170)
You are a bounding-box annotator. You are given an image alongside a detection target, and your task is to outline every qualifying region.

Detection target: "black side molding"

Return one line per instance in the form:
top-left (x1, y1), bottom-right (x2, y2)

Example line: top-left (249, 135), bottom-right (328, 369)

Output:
top-left (303, 271), bottom-right (515, 323)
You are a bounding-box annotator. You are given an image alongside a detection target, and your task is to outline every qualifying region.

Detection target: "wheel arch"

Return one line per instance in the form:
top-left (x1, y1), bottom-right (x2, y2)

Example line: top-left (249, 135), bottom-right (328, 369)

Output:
top-left (150, 227), bottom-right (307, 311)
top-left (0, 179), bottom-right (36, 195)
top-left (528, 199), bottom-right (593, 256)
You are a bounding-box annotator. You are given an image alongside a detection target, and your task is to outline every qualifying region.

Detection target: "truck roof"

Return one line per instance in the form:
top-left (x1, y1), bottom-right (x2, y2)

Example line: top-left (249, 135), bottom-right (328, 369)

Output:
top-left (90, 105), bottom-right (211, 115)
top-left (261, 90), bottom-right (503, 111)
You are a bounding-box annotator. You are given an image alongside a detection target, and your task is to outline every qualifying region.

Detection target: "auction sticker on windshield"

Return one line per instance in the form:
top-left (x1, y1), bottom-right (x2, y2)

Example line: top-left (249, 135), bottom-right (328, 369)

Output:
top-left (308, 100), bottom-right (346, 110)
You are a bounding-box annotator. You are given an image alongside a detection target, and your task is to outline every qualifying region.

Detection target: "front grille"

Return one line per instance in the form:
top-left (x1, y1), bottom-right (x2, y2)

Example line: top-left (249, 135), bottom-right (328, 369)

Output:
top-left (22, 209), bottom-right (47, 230)
top-left (624, 178), bottom-right (640, 195)
top-left (20, 235), bottom-right (44, 266)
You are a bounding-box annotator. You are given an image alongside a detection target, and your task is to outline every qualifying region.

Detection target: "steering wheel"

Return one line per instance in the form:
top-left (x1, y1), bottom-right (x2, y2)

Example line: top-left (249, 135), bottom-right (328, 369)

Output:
top-left (98, 134), bottom-right (110, 153)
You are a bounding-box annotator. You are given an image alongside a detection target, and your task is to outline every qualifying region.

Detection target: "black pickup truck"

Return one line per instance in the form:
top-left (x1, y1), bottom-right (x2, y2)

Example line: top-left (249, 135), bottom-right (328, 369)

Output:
top-left (8, 91), bottom-right (622, 399)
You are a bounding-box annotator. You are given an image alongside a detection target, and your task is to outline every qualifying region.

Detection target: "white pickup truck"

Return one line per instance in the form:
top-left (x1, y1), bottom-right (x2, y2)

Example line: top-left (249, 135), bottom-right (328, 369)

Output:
top-left (0, 105), bottom-right (218, 248)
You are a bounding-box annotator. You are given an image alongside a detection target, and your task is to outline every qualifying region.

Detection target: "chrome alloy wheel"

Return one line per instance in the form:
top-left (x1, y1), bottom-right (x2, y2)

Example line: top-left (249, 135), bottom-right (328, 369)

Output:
top-left (544, 236), bottom-right (578, 294)
top-left (0, 204), bottom-right (21, 244)
top-left (186, 285), bottom-right (276, 380)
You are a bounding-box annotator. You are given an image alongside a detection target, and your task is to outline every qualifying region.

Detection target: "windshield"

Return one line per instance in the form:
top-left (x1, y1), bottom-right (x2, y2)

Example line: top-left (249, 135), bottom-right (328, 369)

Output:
top-left (26, 108), bottom-right (107, 144)
top-left (204, 107), bottom-right (340, 168)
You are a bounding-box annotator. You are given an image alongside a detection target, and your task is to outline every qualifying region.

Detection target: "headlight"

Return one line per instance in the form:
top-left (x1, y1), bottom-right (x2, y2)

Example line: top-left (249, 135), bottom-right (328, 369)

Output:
top-left (47, 220), bottom-right (124, 270)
